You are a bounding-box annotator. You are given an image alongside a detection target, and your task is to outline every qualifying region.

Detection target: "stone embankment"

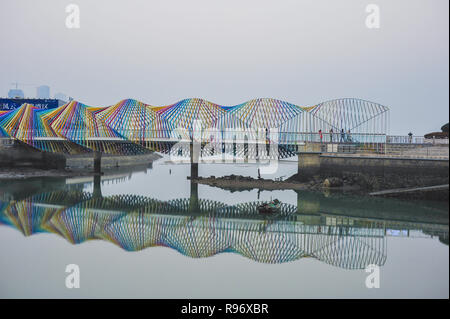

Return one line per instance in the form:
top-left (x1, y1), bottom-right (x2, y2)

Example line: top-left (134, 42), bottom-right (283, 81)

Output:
top-left (0, 140), bottom-right (162, 179)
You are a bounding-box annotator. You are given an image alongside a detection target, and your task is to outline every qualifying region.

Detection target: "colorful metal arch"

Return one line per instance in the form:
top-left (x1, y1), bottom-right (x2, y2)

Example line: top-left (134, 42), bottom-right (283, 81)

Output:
top-left (96, 99), bottom-right (171, 141)
top-left (223, 98), bottom-right (304, 129)
top-left (0, 97), bottom-right (390, 154)
top-left (156, 98), bottom-right (227, 136)
top-left (309, 98), bottom-right (389, 134)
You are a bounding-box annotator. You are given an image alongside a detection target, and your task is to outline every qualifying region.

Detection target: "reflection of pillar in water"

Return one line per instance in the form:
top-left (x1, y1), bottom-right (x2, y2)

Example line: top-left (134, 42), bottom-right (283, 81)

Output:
top-left (189, 175), bottom-right (199, 213)
top-left (189, 168), bottom-right (200, 212)
top-left (296, 190), bottom-right (320, 214)
top-left (93, 174), bottom-right (102, 198)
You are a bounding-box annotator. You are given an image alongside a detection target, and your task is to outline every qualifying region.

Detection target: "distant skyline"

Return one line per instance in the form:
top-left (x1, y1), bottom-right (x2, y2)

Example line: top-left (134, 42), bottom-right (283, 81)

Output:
top-left (0, 0), bottom-right (448, 134)
top-left (5, 84), bottom-right (67, 100)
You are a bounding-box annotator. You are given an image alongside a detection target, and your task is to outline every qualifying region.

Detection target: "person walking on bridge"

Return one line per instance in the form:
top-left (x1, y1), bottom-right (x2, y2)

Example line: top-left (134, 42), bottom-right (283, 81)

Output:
top-left (340, 129), bottom-right (345, 143)
top-left (319, 129), bottom-right (323, 143)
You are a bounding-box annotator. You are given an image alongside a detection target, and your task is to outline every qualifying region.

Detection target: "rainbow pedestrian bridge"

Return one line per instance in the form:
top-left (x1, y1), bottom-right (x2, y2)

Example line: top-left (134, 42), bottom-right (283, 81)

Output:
top-left (0, 98), bottom-right (390, 157)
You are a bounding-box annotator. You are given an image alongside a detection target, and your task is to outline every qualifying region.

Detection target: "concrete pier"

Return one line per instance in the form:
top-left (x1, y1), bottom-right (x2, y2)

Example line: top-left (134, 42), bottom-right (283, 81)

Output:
top-left (294, 151), bottom-right (449, 180)
top-left (319, 154), bottom-right (449, 177)
top-left (65, 152), bottom-right (161, 170)
top-left (0, 140), bottom-right (66, 169)
top-left (190, 142), bottom-right (199, 178)
top-left (297, 151), bottom-right (322, 181)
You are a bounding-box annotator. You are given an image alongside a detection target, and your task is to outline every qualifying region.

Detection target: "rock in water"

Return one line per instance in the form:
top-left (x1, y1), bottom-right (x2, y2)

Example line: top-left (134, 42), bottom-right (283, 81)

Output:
top-left (323, 177), bottom-right (343, 188)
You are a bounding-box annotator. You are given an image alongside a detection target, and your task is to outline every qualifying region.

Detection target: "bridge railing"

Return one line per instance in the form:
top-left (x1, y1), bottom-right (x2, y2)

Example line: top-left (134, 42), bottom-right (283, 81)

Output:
top-left (387, 135), bottom-right (449, 145)
top-left (0, 137), bottom-right (13, 146)
top-left (3, 130), bottom-right (448, 159)
top-left (277, 132), bottom-right (388, 144)
top-left (5, 129), bottom-right (448, 144)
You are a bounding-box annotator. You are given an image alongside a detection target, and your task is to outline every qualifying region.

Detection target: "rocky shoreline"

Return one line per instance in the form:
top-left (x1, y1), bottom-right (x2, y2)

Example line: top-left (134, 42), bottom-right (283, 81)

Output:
top-left (192, 174), bottom-right (362, 193)
top-left (0, 168), bottom-right (94, 180)
top-left (192, 173), bottom-right (449, 200)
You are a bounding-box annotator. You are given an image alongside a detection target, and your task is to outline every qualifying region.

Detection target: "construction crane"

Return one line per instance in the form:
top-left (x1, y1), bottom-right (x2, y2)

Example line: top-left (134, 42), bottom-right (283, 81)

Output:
top-left (10, 82), bottom-right (36, 89)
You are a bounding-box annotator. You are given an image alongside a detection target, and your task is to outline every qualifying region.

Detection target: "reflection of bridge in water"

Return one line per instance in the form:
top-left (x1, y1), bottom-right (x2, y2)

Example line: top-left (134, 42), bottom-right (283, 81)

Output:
top-left (1, 180), bottom-right (447, 269)
top-left (0, 190), bottom-right (386, 268)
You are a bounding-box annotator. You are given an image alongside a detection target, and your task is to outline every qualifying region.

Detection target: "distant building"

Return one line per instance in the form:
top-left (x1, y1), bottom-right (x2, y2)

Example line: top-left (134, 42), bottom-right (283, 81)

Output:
top-left (0, 98), bottom-right (65, 111)
top-left (37, 85), bottom-right (50, 99)
top-left (54, 92), bottom-right (68, 102)
top-left (7, 89), bottom-right (25, 99)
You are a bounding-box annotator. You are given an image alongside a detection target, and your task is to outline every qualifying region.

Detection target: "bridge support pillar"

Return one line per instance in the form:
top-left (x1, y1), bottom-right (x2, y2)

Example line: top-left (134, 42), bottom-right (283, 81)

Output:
top-left (189, 142), bottom-right (199, 212)
top-left (93, 151), bottom-right (103, 198)
top-left (190, 142), bottom-right (199, 178)
top-left (189, 141), bottom-right (201, 212)
top-left (233, 136), bottom-right (236, 163)
top-left (94, 151), bottom-right (102, 174)
top-left (297, 151), bottom-right (322, 181)
top-left (244, 136), bottom-right (248, 163)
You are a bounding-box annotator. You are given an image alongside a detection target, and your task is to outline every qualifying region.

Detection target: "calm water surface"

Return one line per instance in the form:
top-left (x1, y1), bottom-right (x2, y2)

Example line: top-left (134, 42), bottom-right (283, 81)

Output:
top-left (0, 157), bottom-right (448, 298)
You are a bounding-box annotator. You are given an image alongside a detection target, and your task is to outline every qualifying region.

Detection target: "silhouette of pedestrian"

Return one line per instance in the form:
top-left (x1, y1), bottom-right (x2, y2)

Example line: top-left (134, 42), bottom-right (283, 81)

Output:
top-left (340, 129), bottom-right (345, 142)
top-left (319, 129), bottom-right (323, 143)
top-left (329, 128), bottom-right (333, 143)
top-left (408, 132), bottom-right (413, 143)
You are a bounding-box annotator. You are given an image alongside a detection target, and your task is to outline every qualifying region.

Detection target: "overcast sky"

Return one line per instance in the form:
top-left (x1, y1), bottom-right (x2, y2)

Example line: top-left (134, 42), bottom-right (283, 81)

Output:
top-left (0, 0), bottom-right (448, 134)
